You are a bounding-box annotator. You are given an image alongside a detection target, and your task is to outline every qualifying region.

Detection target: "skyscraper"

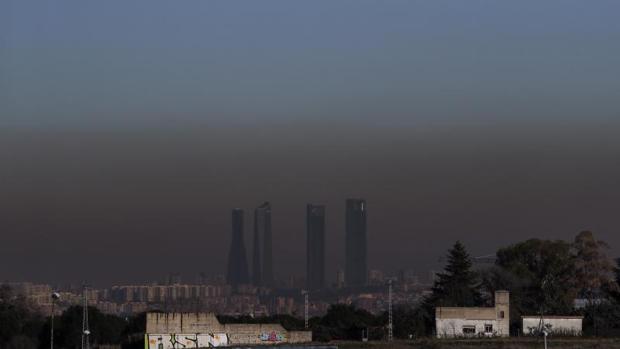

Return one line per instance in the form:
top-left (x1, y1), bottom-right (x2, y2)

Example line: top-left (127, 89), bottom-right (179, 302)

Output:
top-left (252, 202), bottom-right (273, 287)
top-left (226, 208), bottom-right (249, 289)
top-left (345, 198), bottom-right (367, 287)
top-left (306, 204), bottom-right (325, 290)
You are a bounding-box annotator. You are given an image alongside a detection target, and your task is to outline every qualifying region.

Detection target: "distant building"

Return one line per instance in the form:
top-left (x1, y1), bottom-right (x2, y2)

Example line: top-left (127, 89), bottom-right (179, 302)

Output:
top-left (306, 204), bottom-right (326, 290)
top-left (398, 269), bottom-right (416, 283)
top-left (522, 316), bottom-right (583, 336)
top-left (345, 198), bottom-right (367, 287)
top-left (227, 209), bottom-right (250, 289)
top-left (368, 269), bottom-right (385, 285)
top-left (252, 202), bottom-right (273, 287)
top-left (336, 269), bottom-right (345, 289)
top-left (435, 290), bottom-right (510, 338)
top-left (167, 272), bottom-right (182, 285)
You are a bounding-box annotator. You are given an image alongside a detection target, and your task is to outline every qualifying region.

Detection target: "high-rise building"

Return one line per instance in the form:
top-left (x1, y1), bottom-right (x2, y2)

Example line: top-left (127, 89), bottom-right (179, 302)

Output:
top-left (226, 208), bottom-right (250, 289)
top-left (345, 198), bottom-right (367, 287)
top-left (336, 269), bottom-right (345, 289)
top-left (252, 202), bottom-right (273, 287)
top-left (306, 204), bottom-right (325, 290)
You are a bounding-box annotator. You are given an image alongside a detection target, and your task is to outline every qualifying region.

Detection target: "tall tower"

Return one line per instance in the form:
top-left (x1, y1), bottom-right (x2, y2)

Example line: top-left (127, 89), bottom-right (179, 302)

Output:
top-left (306, 204), bottom-right (325, 290)
top-left (252, 207), bottom-right (262, 287)
top-left (345, 198), bottom-right (367, 287)
top-left (226, 208), bottom-right (250, 289)
top-left (253, 202), bottom-right (273, 287)
top-left (495, 290), bottom-right (510, 336)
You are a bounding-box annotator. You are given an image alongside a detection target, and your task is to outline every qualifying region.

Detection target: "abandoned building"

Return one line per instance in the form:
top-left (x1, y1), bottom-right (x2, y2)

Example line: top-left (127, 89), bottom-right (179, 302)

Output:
top-left (522, 315), bottom-right (584, 336)
top-left (435, 290), bottom-right (510, 338)
top-left (145, 312), bottom-right (312, 348)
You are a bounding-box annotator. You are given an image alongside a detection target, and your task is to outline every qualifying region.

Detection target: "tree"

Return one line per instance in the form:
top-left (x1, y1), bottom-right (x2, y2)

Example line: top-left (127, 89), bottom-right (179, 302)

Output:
top-left (48, 306), bottom-right (128, 349)
top-left (430, 241), bottom-right (481, 307)
top-left (318, 304), bottom-right (384, 340)
top-left (573, 231), bottom-right (618, 303)
top-left (414, 241), bottom-right (482, 336)
top-left (0, 285), bottom-right (43, 349)
top-left (496, 238), bottom-right (577, 317)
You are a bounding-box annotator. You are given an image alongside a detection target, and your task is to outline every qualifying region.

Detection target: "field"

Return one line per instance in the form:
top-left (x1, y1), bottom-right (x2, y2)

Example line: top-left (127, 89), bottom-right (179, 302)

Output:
top-left (336, 338), bottom-right (620, 349)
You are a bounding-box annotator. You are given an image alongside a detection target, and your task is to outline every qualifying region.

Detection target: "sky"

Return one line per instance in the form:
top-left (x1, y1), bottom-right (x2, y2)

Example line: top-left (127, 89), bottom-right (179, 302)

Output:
top-left (1, 1), bottom-right (620, 287)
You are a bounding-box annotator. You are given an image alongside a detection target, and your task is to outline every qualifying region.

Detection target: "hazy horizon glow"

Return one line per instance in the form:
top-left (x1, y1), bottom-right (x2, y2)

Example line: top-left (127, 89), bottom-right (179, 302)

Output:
top-left (1, 1), bottom-right (619, 286)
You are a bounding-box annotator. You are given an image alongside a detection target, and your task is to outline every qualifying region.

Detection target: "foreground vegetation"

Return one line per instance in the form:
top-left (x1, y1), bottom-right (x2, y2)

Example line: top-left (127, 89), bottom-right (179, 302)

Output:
top-left (339, 338), bottom-right (620, 349)
top-left (2, 231), bottom-right (620, 348)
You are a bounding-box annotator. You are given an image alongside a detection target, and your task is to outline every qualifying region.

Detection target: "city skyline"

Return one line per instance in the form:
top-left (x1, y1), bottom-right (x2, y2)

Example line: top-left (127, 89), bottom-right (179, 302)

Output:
top-left (2, 1), bottom-right (620, 286)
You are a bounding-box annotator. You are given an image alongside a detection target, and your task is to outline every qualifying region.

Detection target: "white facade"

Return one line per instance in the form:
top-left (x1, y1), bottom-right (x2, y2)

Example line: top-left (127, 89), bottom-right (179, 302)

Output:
top-left (522, 316), bottom-right (583, 336)
top-left (435, 291), bottom-right (510, 338)
top-left (436, 318), bottom-right (503, 338)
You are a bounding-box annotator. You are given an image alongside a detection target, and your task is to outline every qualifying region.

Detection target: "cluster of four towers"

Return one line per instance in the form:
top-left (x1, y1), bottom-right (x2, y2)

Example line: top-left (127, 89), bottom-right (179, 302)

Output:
top-left (226, 199), bottom-right (368, 291)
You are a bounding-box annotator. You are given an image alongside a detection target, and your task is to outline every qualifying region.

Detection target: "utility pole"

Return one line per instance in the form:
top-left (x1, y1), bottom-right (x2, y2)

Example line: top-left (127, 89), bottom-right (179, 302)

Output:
top-left (388, 279), bottom-right (393, 342)
top-left (82, 285), bottom-right (90, 349)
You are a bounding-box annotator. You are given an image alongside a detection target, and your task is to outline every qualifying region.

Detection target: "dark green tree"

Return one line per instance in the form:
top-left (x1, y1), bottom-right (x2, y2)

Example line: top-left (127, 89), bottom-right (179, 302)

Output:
top-left (318, 304), bottom-right (384, 341)
top-left (414, 241), bottom-right (482, 336)
top-left (496, 238), bottom-right (577, 317)
top-left (0, 285), bottom-right (44, 349)
top-left (430, 241), bottom-right (482, 307)
top-left (573, 231), bottom-right (618, 302)
top-left (47, 306), bottom-right (128, 349)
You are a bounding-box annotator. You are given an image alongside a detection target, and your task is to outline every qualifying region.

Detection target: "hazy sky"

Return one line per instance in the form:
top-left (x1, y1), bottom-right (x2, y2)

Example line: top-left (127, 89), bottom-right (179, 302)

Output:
top-left (1, 1), bottom-right (620, 286)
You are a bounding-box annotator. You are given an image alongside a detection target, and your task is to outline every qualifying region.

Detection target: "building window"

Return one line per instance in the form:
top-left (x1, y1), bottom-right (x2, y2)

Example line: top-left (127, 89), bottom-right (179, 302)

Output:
top-left (485, 324), bottom-right (493, 333)
top-left (463, 326), bottom-right (476, 335)
top-left (499, 311), bottom-right (505, 319)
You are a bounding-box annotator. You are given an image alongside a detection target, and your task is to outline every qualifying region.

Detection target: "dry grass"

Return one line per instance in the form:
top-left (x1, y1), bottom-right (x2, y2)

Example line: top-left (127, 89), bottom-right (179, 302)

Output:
top-left (336, 338), bottom-right (620, 349)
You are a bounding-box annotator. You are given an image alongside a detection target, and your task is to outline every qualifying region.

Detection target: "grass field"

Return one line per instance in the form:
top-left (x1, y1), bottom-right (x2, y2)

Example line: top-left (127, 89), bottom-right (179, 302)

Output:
top-left (335, 338), bottom-right (620, 349)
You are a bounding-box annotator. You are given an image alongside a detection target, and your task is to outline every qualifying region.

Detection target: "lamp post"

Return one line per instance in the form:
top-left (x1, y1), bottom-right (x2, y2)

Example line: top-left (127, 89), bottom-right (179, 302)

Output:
top-left (50, 292), bottom-right (60, 349)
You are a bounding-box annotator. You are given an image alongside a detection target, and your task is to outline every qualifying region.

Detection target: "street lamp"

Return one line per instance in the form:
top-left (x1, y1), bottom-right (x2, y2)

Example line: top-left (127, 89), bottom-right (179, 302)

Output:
top-left (50, 292), bottom-right (60, 349)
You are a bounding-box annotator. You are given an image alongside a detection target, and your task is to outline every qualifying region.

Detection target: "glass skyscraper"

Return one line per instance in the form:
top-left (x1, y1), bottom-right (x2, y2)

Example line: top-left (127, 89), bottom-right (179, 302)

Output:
top-left (306, 204), bottom-right (325, 290)
top-left (226, 208), bottom-right (249, 289)
top-left (345, 198), bottom-right (367, 287)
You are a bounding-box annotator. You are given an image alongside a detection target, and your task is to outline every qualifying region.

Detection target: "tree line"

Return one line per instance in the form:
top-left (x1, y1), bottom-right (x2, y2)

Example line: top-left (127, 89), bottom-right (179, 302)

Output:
top-left (308, 230), bottom-right (620, 340)
top-left (2, 230), bottom-right (619, 347)
top-left (0, 285), bottom-right (145, 349)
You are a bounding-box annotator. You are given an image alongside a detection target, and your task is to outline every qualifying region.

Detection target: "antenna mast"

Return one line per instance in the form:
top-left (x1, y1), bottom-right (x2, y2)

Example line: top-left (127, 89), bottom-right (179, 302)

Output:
top-left (301, 290), bottom-right (309, 329)
top-left (388, 279), bottom-right (393, 342)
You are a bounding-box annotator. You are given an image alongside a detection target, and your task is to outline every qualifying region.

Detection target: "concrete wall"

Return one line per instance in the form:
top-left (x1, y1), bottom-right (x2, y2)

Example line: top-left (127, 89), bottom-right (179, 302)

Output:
top-left (436, 319), bottom-right (505, 338)
top-left (289, 331), bottom-right (314, 343)
top-left (522, 317), bottom-right (583, 336)
top-left (225, 323), bottom-right (288, 345)
top-left (145, 313), bottom-right (312, 346)
top-left (146, 313), bottom-right (225, 333)
top-left (146, 333), bottom-right (228, 349)
top-left (435, 291), bottom-right (509, 338)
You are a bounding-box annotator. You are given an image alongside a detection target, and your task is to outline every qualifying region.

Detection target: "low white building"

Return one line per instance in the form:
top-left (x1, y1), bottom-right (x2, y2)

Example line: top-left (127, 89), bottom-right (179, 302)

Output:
top-left (435, 290), bottom-right (510, 338)
top-left (522, 316), bottom-right (583, 336)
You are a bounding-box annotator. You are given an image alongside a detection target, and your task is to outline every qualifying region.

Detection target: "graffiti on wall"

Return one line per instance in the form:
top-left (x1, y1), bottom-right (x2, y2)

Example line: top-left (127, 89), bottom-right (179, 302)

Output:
top-left (259, 331), bottom-right (285, 342)
top-left (146, 333), bottom-right (228, 349)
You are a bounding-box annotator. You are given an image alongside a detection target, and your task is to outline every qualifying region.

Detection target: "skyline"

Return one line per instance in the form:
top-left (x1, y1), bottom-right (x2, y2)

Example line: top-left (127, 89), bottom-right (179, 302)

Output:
top-left (2, 0), bottom-right (620, 286)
